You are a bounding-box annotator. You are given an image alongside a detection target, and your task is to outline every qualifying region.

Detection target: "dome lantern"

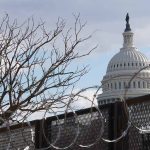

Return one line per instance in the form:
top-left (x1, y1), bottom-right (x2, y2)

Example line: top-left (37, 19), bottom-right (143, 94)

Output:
top-left (122, 13), bottom-right (134, 49)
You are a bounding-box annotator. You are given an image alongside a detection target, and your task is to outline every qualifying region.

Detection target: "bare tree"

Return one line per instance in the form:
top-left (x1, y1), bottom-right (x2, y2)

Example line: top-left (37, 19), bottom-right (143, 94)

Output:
top-left (0, 14), bottom-right (96, 124)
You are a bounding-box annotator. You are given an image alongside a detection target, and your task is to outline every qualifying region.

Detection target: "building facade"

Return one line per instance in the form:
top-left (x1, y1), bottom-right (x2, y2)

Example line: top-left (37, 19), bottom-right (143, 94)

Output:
top-left (98, 14), bottom-right (150, 105)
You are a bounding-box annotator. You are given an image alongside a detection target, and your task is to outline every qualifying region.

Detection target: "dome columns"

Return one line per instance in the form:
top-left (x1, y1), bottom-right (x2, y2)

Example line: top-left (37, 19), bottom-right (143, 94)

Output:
top-left (123, 32), bottom-right (134, 48)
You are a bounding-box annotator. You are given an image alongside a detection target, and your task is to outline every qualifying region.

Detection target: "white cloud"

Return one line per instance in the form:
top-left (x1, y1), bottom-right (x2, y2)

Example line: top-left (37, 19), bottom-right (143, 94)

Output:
top-left (27, 88), bottom-right (102, 121)
top-left (71, 88), bottom-right (102, 110)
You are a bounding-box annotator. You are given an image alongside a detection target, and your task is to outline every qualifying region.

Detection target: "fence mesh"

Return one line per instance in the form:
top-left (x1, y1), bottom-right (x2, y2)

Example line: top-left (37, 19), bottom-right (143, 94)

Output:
top-left (0, 96), bottom-right (150, 149)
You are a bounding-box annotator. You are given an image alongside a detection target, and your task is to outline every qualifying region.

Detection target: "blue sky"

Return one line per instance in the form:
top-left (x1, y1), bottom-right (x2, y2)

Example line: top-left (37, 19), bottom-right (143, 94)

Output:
top-left (1, 0), bottom-right (150, 91)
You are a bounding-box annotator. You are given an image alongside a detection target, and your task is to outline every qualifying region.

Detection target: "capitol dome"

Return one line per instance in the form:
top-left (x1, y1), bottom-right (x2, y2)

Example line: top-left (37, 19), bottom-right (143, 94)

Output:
top-left (97, 14), bottom-right (150, 105)
top-left (107, 48), bottom-right (149, 73)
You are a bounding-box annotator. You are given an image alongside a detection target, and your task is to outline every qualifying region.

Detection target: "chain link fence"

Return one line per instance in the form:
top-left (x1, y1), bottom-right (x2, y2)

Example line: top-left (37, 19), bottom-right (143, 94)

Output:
top-left (0, 94), bottom-right (150, 149)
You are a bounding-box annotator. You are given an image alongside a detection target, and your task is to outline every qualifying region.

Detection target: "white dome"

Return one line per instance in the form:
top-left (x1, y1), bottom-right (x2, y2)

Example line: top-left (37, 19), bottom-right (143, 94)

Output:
top-left (97, 16), bottom-right (150, 105)
top-left (107, 48), bottom-right (149, 73)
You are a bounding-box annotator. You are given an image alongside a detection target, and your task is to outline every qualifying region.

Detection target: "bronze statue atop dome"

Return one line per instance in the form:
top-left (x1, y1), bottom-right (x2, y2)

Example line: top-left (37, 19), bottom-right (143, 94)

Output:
top-left (125, 13), bottom-right (131, 32)
top-left (126, 13), bottom-right (129, 24)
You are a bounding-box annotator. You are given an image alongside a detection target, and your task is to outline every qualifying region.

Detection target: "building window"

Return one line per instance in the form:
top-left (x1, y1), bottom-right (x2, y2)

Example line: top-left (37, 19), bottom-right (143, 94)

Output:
top-left (111, 83), bottom-right (113, 89)
top-left (124, 82), bottom-right (126, 88)
top-left (128, 82), bottom-right (131, 88)
top-left (119, 82), bottom-right (121, 89)
top-left (138, 81), bottom-right (140, 88)
top-left (115, 82), bottom-right (117, 89)
top-left (145, 82), bottom-right (147, 88)
top-left (133, 81), bottom-right (136, 88)
top-left (143, 82), bottom-right (145, 88)
top-left (147, 83), bottom-right (150, 88)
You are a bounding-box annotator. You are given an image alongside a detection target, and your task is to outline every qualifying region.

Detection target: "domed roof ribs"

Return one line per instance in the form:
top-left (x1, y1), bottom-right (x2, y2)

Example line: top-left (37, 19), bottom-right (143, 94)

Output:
top-left (125, 13), bottom-right (131, 32)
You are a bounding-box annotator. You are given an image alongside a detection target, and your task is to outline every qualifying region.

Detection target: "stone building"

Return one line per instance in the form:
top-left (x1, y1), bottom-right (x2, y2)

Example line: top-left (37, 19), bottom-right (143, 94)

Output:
top-left (97, 13), bottom-right (150, 105)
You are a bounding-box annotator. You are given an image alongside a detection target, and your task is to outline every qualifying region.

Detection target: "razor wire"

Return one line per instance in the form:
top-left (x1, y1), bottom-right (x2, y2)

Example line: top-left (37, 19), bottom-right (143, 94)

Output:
top-left (0, 66), bottom-right (150, 149)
